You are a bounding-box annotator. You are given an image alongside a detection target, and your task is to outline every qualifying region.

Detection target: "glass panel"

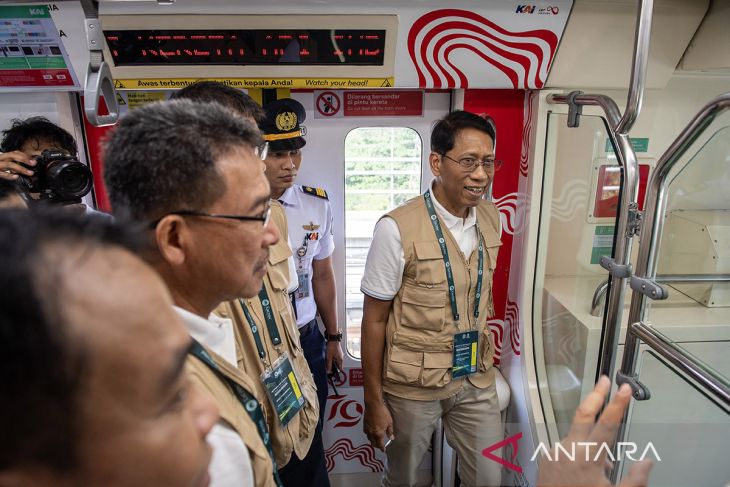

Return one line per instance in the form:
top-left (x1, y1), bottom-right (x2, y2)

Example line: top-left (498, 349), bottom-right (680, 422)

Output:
top-left (535, 112), bottom-right (621, 441)
top-left (650, 124), bottom-right (730, 377)
top-left (620, 350), bottom-right (730, 486)
top-left (343, 127), bottom-right (422, 358)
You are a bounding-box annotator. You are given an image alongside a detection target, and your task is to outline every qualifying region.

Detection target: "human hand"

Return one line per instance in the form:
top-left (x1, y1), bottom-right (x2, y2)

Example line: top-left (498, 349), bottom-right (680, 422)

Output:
top-left (363, 400), bottom-right (395, 452)
top-left (0, 151), bottom-right (35, 181)
top-left (537, 376), bottom-right (653, 486)
top-left (326, 340), bottom-right (344, 374)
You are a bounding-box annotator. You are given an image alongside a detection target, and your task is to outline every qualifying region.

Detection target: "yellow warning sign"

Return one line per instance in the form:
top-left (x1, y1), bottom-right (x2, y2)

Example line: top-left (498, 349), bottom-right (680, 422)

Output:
top-left (126, 91), bottom-right (167, 109)
top-left (113, 77), bottom-right (395, 90)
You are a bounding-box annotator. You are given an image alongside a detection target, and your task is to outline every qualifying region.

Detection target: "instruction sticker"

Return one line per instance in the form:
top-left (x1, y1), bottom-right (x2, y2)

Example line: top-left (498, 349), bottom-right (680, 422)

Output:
top-left (591, 226), bottom-right (614, 265)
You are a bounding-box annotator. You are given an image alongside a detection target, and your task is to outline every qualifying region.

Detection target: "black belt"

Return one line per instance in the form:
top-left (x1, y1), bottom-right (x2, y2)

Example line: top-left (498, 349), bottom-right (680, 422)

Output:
top-left (299, 318), bottom-right (318, 338)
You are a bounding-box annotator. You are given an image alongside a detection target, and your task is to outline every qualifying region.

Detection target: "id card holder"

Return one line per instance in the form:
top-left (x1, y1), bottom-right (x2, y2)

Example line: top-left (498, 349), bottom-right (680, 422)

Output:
top-left (452, 330), bottom-right (478, 379)
top-left (261, 352), bottom-right (306, 426)
top-left (296, 268), bottom-right (310, 299)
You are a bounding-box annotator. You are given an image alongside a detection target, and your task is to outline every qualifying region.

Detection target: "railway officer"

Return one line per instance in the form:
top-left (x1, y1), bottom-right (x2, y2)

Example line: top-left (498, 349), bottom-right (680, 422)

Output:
top-left (361, 111), bottom-right (504, 486)
top-left (260, 98), bottom-right (344, 426)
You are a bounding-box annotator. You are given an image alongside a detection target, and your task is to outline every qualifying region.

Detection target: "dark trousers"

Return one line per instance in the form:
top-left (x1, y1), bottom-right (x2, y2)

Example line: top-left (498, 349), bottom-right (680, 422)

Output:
top-left (299, 318), bottom-right (328, 426)
top-left (278, 424), bottom-right (330, 487)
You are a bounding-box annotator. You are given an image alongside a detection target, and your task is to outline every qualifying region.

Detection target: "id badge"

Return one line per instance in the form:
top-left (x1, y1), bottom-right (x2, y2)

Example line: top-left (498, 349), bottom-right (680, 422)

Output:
top-left (452, 330), bottom-right (478, 379)
top-left (261, 352), bottom-right (305, 426)
top-left (296, 268), bottom-right (310, 299)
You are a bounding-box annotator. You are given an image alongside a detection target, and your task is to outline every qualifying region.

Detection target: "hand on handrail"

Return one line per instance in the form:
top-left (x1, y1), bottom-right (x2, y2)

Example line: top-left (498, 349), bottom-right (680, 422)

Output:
top-left (537, 376), bottom-right (653, 487)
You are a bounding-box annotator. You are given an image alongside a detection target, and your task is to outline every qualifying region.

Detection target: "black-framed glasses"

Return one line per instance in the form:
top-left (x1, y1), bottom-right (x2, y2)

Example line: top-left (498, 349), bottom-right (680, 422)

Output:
top-left (151, 203), bottom-right (272, 228)
top-left (441, 153), bottom-right (503, 172)
top-left (255, 141), bottom-right (269, 161)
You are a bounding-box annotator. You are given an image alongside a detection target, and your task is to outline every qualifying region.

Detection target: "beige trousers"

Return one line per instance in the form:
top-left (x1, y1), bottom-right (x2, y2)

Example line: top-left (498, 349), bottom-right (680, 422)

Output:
top-left (383, 381), bottom-right (503, 487)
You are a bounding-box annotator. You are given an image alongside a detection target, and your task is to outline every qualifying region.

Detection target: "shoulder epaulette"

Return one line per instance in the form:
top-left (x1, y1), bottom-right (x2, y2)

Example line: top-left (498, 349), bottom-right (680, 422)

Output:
top-left (301, 185), bottom-right (329, 200)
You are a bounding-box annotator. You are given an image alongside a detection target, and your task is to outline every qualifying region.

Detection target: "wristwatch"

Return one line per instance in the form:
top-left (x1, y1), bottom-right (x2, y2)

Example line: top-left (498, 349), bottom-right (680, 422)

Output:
top-left (326, 330), bottom-right (343, 342)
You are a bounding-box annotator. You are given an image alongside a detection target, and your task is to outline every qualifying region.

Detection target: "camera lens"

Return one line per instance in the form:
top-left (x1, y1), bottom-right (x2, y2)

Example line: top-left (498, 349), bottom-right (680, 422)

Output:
top-left (46, 159), bottom-right (93, 200)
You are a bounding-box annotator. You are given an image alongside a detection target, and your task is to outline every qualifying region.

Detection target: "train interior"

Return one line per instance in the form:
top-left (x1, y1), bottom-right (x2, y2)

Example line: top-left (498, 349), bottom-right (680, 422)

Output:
top-left (0, 0), bottom-right (728, 485)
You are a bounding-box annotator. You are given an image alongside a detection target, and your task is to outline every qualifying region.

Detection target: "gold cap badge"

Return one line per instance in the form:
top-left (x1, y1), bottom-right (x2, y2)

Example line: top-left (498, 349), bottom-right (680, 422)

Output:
top-left (275, 111), bottom-right (298, 131)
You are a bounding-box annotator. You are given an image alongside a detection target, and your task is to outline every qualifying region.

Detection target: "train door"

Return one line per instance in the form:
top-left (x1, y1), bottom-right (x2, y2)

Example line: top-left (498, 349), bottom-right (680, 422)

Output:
top-left (527, 81), bottom-right (730, 486)
top-left (288, 88), bottom-right (451, 486)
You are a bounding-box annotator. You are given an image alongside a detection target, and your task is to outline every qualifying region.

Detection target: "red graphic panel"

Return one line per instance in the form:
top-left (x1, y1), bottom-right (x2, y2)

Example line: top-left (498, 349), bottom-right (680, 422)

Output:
top-left (324, 438), bottom-right (384, 473)
top-left (464, 89), bottom-right (526, 361)
top-left (408, 9), bottom-right (559, 88)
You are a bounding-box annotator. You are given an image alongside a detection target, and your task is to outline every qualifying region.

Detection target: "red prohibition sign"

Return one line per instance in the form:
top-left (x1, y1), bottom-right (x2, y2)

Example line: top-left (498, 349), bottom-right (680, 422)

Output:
top-left (316, 91), bottom-right (341, 117)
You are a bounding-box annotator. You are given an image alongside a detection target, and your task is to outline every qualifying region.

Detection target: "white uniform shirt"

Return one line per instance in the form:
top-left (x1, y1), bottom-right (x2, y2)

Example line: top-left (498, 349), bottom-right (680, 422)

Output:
top-left (174, 306), bottom-right (255, 487)
top-left (361, 183), bottom-right (500, 301)
top-left (278, 185), bottom-right (335, 327)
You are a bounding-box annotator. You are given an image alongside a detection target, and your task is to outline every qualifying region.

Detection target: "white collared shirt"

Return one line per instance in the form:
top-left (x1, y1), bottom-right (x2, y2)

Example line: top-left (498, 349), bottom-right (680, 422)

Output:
top-left (174, 306), bottom-right (254, 487)
top-left (361, 182), bottom-right (496, 301)
top-left (278, 184), bottom-right (335, 326)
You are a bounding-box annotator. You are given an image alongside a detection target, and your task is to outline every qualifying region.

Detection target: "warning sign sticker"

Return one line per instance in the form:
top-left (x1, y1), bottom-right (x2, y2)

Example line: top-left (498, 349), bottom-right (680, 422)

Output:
top-left (316, 91), bottom-right (341, 117)
top-left (113, 77), bottom-right (394, 91)
top-left (314, 90), bottom-right (423, 119)
top-left (126, 91), bottom-right (167, 109)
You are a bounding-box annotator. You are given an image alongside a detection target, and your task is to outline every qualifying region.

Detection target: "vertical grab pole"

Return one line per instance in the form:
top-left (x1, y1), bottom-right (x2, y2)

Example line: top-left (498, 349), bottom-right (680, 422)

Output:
top-left (595, 0), bottom-right (654, 382)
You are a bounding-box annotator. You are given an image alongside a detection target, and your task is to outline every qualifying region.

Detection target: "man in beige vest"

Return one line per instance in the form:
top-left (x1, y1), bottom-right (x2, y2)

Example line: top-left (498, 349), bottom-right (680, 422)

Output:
top-left (104, 99), bottom-right (282, 487)
top-left (361, 111), bottom-right (504, 486)
top-left (172, 81), bottom-right (327, 485)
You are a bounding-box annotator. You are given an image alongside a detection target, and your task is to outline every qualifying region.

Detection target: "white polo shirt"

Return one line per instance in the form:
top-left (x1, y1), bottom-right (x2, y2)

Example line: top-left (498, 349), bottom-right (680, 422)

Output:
top-left (278, 184), bottom-right (335, 327)
top-left (361, 184), bottom-right (500, 301)
top-left (174, 306), bottom-right (254, 487)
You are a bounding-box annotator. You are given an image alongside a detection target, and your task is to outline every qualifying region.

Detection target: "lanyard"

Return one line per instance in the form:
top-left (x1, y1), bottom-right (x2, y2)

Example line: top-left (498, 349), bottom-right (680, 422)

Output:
top-left (189, 339), bottom-right (283, 487)
top-left (423, 190), bottom-right (484, 322)
top-left (240, 286), bottom-right (283, 361)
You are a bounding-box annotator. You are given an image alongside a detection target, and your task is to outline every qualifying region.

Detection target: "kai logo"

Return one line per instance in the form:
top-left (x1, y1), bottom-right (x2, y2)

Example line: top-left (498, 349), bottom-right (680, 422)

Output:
top-left (29, 8), bottom-right (46, 15)
top-left (515, 5), bottom-right (536, 13)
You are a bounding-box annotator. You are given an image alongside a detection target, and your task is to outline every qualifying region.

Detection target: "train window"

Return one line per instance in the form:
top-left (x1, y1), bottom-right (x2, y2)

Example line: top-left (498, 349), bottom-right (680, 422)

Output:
top-left (343, 127), bottom-right (422, 359)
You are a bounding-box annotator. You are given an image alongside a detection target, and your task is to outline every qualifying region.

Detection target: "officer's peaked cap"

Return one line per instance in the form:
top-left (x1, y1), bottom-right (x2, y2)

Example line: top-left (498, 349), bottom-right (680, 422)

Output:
top-left (261, 98), bottom-right (306, 151)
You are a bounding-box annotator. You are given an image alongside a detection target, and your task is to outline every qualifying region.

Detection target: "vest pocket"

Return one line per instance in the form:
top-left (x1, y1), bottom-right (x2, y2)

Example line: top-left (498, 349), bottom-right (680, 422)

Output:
top-left (385, 345), bottom-right (422, 385)
top-left (422, 350), bottom-right (454, 388)
top-left (400, 284), bottom-right (446, 331)
top-left (413, 241), bottom-right (447, 286)
top-left (280, 307), bottom-right (302, 356)
top-left (478, 329), bottom-right (495, 372)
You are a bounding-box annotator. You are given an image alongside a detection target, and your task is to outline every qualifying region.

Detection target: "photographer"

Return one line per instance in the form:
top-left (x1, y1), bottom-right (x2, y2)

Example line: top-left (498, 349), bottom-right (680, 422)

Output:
top-left (0, 117), bottom-right (95, 210)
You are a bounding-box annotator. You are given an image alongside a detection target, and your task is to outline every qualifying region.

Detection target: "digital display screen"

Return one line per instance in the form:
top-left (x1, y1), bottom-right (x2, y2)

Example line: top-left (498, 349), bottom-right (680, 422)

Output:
top-left (104, 29), bottom-right (385, 66)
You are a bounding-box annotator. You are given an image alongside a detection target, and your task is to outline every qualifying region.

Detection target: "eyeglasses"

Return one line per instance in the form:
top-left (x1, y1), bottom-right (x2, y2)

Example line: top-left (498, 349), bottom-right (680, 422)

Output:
top-left (255, 141), bottom-right (269, 160)
top-left (441, 153), bottom-right (502, 172)
top-left (152, 203), bottom-right (272, 228)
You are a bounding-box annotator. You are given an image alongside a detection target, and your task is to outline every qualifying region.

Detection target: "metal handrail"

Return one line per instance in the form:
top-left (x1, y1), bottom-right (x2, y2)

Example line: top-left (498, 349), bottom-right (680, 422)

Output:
top-left (545, 94), bottom-right (621, 129)
top-left (590, 274), bottom-right (730, 316)
top-left (621, 92), bottom-right (730, 374)
top-left (629, 322), bottom-right (730, 406)
top-left (615, 0), bottom-right (654, 134)
top-left (547, 0), bottom-right (654, 385)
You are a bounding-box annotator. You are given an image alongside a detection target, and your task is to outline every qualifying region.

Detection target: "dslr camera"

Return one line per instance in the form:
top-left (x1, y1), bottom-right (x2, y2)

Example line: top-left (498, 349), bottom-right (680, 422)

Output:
top-left (18, 149), bottom-right (93, 204)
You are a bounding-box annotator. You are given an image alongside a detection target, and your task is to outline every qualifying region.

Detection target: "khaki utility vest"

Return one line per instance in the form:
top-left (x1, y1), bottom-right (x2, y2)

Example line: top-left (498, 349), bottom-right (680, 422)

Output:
top-left (216, 200), bottom-right (319, 468)
top-left (382, 196), bottom-right (502, 400)
top-left (187, 347), bottom-right (277, 487)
